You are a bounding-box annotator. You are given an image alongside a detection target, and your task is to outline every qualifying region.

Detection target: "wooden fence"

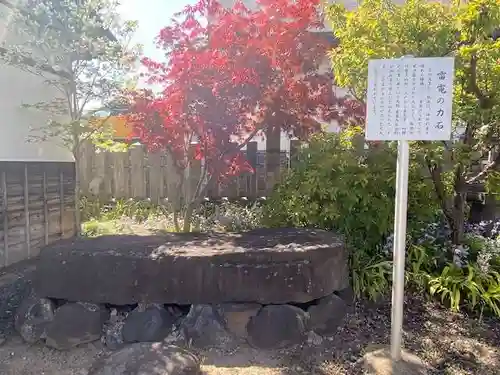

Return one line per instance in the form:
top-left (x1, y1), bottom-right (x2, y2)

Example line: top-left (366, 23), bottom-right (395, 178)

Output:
top-left (79, 139), bottom-right (302, 202)
top-left (0, 161), bottom-right (76, 268)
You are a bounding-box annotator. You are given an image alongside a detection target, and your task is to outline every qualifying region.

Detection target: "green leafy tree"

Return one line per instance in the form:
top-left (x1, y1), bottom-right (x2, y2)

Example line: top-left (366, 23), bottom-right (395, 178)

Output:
top-left (264, 127), bottom-right (438, 253)
top-left (0, 0), bottom-right (140, 233)
top-left (326, 0), bottom-right (500, 245)
top-left (263, 128), bottom-right (439, 299)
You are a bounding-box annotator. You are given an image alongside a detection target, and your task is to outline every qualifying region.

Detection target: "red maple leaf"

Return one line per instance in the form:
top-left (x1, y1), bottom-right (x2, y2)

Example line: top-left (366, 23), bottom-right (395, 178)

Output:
top-left (127, 0), bottom-right (364, 187)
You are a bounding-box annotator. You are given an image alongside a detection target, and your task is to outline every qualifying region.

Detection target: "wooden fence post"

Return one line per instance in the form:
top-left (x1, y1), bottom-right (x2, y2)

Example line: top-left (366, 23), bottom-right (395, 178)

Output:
top-left (77, 139), bottom-right (291, 202)
top-left (289, 139), bottom-right (301, 168)
top-left (94, 151), bottom-right (111, 201)
top-left (130, 145), bottom-right (147, 198)
top-left (43, 170), bottom-right (49, 246)
top-left (266, 126), bottom-right (281, 193)
top-left (24, 163), bottom-right (31, 258)
top-left (148, 150), bottom-right (164, 204)
top-left (247, 142), bottom-right (258, 199)
top-left (112, 151), bottom-right (129, 199)
top-left (1, 169), bottom-right (8, 266)
top-left (59, 169), bottom-right (65, 238)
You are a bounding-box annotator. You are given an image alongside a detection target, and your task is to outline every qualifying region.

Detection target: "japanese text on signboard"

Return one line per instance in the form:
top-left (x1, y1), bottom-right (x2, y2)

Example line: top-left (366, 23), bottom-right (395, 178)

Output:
top-left (366, 57), bottom-right (454, 141)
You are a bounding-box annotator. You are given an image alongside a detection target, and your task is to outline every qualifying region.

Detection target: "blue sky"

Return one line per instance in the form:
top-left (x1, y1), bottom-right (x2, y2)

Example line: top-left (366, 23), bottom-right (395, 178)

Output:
top-left (118, 0), bottom-right (197, 62)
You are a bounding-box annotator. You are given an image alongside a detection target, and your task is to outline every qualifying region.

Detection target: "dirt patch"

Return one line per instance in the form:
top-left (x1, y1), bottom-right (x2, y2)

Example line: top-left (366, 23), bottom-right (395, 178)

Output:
top-left (0, 295), bottom-right (498, 375)
top-left (0, 335), bottom-right (99, 375)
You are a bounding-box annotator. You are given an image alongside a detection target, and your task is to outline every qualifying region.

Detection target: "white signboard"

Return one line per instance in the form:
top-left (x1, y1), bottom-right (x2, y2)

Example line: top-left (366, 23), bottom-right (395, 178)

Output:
top-left (365, 57), bottom-right (454, 141)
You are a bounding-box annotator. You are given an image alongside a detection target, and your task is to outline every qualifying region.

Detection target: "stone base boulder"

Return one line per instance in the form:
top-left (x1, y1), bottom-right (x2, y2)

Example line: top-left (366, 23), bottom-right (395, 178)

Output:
top-left (336, 286), bottom-right (355, 306)
top-left (122, 304), bottom-right (176, 343)
top-left (15, 296), bottom-right (349, 351)
top-left (45, 302), bottom-right (109, 350)
top-left (218, 303), bottom-right (261, 339)
top-left (179, 305), bottom-right (235, 349)
top-left (14, 295), bottom-right (55, 344)
top-left (308, 293), bottom-right (348, 334)
top-left (88, 343), bottom-right (201, 375)
top-left (247, 304), bottom-right (309, 349)
top-left (102, 308), bottom-right (127, 350)
top-left (35, 228), bottom-right (348, 305)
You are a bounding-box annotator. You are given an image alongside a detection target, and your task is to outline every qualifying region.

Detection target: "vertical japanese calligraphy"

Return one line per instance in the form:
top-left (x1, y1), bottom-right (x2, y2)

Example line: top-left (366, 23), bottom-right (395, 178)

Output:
top-left (387, 63), bottom-right (394, 136)
top-left (366, 57), bottom-right (454, 141)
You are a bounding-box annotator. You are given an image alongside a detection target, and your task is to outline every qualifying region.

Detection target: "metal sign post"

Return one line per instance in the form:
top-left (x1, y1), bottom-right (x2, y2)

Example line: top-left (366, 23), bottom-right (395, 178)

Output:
top-left (365, 56), bottom-right (454, 362)
top-left (390, 139), bottom-right (409, 360)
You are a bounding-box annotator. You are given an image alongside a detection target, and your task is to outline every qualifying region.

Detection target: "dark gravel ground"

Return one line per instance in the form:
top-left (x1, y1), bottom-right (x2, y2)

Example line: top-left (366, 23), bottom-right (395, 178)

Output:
top-left (281, 294), bottom-right (500, 374)
top-left (0, 258), bottom-right (38, 337)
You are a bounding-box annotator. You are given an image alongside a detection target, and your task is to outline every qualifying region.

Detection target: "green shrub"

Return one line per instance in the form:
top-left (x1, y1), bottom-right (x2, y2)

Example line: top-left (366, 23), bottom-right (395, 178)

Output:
top-left (263, 128), bottom-right (438, 255)
top-left (405, 244), bottom-right (440, 290)
top-left (427, 263), bottom-right (500, 318)
top-left (351, 250), bottom-right (393, 301)
top-left (81, 219), bottom-right (117, 237)
top-left (464, 233), bottom-right (500, 272)
top-left (81, 197), bottom-right (168, 222)
top-left (197, 201), bottom-right (263, 232)
top-left (80, 197), bottom-right (265, 234)
top-left (263, 128), bottom-right (439, 300)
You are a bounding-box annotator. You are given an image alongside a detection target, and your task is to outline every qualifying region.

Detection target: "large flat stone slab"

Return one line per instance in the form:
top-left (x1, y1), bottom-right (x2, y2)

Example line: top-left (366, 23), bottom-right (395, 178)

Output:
top-left (34, 228), bottom-right (348, 305)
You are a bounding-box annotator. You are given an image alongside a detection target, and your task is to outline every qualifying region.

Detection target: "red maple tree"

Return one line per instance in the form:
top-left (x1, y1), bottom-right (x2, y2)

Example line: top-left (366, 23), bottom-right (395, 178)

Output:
top-left (128, 0), bottom-right (364, 230)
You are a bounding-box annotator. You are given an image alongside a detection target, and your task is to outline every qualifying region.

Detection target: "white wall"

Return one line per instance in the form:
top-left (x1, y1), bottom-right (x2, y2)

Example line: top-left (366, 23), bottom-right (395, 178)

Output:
top-left (0, 2), bottom-right (74, 162)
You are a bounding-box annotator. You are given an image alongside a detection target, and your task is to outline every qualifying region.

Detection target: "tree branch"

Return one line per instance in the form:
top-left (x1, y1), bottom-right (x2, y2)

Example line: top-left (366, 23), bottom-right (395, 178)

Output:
top-left (425, 156), bottom-right (453, 222)
top-left (0, 47), bottom-right (71, 80)
top-left (466, 151), bottom-right (500, 184)
top-left (79, 114), bottom-right (113, 143)
top-left (469, 54), bottom-right (491, 109)
top-left (77, 71), bottom-right (102, 119)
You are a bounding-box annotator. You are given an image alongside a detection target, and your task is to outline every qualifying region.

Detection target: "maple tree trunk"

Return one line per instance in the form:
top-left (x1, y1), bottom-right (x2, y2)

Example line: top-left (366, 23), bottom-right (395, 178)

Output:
top-left (450, 192), bottom-right (466, 245)
top-left (450, 164), bottom-right (466, 245)
top-left (182, 203), bottom-right (195, 232)
top-left (74, 159), bottom-right (82, 236)
top-left (182, 161), bottom-right (210, 233)
top-left (426, 156), bottom-right (467, 246)
top-left (173, 171), bottom-right (184, 232)
top-left (173, 210), bottom-right (181, 233)
top-left (266, 126), bottom-right (281, 187)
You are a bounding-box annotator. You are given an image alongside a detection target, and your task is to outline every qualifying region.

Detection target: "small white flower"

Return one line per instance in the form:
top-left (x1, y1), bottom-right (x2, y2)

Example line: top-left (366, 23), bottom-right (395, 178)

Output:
top-left (452, 245), bottom-right (469, 268)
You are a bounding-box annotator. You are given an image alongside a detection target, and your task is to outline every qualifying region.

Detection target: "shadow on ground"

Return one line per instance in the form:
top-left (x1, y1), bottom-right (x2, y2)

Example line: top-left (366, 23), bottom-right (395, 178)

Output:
top-left (194, 294), bottom-right (499, 375)
top-left (195, 294), bottom-right (499, 375)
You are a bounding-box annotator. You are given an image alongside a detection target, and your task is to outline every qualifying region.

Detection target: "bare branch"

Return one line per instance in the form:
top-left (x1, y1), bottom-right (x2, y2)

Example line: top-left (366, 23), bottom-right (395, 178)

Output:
top-left (466, 152), bottom-right (500, 184)
top-left (0, 46), bottom-right (71, 80)
top-left (425, 155), bottom-right (453, 221)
